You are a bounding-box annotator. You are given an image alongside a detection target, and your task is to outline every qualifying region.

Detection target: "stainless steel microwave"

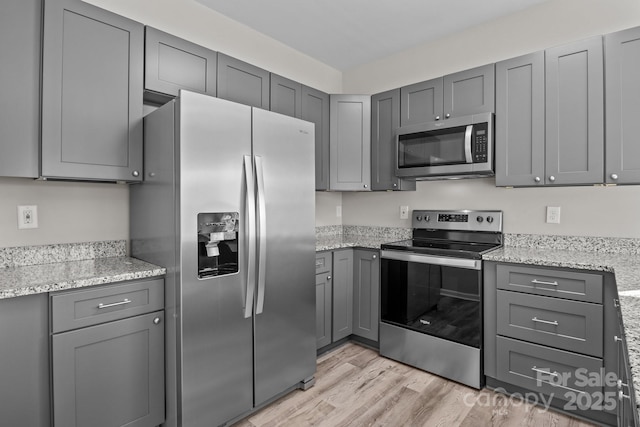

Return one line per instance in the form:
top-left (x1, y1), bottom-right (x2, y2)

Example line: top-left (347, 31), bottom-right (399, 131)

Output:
top-left (395, 112), bottom-right (494, 180)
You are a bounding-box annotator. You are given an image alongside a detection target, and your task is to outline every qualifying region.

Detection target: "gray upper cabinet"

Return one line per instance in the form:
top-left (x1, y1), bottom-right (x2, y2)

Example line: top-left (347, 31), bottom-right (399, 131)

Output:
top-left (270, 73), bottom-right (302, 118)
top-left (605, 26), bottom-right (640, 184)
top-left (301, 86), bottom-right (330, 191)
top-left (0, 0), bottom-right (40, 178)
top-left (41, 0), bottom-right (144, 182)
top-left (400, 64), bottom-right (494, 126)
top-left (443, 64), bottom-right (495, 118)
top-left (144, 26), bottom-right (217, 101)
top-left (400, 77), bottom-right (443, 126)
top-left (545, 36), bottom-right (604, 185)
top-left (495, 52), bottom-right (545, 187)
top-left (330, 94), bottom-right (372, 191)
top-left (217, 53), bottom-right (270, 109)
top-left (371, 89), bottom-right (415, 191)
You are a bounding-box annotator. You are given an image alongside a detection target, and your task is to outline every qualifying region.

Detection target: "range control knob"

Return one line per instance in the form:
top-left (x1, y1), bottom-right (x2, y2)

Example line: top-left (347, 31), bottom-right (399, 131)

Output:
top-left (476, 216), bottom-right (484, 223)
top-left (486, 216), bottom-right (494, 224)
top-left (416, 215), bottom-right (423, 221)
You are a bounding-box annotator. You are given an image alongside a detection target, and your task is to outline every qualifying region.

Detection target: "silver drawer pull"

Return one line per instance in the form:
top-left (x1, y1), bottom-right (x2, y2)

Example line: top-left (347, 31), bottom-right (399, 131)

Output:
top-left (532, 317), bottom-right (559, 326)
top-left (619, 390), bottom-right (631, 400)
top-left (531, 366), bottom-right (559, 377)
top-left (531, 279), bottom-right (559, 287)
top-left (419, 319), bottom-right (431, 325)
top-left (98, 298), bottom-right (131, 309)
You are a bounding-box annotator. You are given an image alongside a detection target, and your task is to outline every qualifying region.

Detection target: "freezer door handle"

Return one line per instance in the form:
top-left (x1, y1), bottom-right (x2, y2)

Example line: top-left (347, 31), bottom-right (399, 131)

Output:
top-left (255, 155), bottom-right (267, 315)
top-left (243, 155), bottom-right (256, 319)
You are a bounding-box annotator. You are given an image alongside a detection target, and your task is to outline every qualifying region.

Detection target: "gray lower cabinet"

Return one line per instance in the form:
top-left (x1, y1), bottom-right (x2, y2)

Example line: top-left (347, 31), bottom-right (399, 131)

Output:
top-left (484, 262), bottom-right (622, 426)
top-left (605, 26), bottom-right (640, 185)
top-left (352, 249), bottom-right (380, 341)
top-left (42, 0), bottom-right (144, 182)
top-left (51, 279), bottom-right (165, 427)
top-left (270, 73), bottom-right (302, 118)
top-left (371, 89), bottom-right (415, 191)
top-left (217, 52), bottom-right (270, 109)
top-left (301, 86), bottom-right (330, 191)
top-left (545, 36), bottom-right (604, 186)
top-left (399, 64), bottom-right (494, 126)
top-left (330, 94), bottom-right (372, 191)
top-left (495, 51), bottom-right (545, 187)
top-left (614, 308), bottom-right (639, 427)
top-left (315, 252), bottom-right (333, 349)
top-left (144, 26), bottom-right (217, 101)
top-left (0, 294), bottom-right (50, 427)
top-left (332, 249), bottom-right (354, 341)
top-left (0, 0), bottom-right (40, 178)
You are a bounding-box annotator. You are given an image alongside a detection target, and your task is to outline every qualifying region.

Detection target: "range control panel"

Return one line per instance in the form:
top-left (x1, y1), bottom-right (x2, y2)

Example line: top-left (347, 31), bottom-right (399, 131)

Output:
top-left (413, 210), bottom-right (503, 232)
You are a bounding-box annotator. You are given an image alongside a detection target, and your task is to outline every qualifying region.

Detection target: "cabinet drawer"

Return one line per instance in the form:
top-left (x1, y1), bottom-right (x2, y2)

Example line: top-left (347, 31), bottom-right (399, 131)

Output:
top-left (497, 264), bottom-right (602, 303)
top-left (496, 336), bottom-right (603, 400)
top-left (315, 252), bottom-right (332, 275)
top-left (497, 290), bottom-right (603, 357)
top-left (51, 278), bottom-right (164, 333)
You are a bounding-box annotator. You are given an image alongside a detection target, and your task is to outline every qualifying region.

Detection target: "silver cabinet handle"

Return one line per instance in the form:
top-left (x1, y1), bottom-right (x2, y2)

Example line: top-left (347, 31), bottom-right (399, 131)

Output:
top-left (534, 176), bottom-right (541, 183)
top-left (549, 175), bottom-right (556, 182)
top-left (532, 317), bottom-right (559, 326)
top-left (372, 255), bottom-right (377, 259)
top-left (153, 317), bottom-right (161, 325)
top-left (531, 279), bottom-right (558, 287)
top-left (132, 170), bottom-right (140, 177)
top-left (611, 173), bottom-right (619, 180)
top-left (445, 113), bottom-right (451, 119)
top-left (98, 298), bottom-right (131, 309)
top-left (619, 390), bottom-right (631, 400)
top-left (327, 275), bottom-right (331, 280)
top-left (531, 366), bottom-right (559, 377)
top-left (363, 184), bottom-right (368, 188)
top-left (392, 183), bottom-right (397, 188)
top-left (435, 115), bottom-right (441, 121)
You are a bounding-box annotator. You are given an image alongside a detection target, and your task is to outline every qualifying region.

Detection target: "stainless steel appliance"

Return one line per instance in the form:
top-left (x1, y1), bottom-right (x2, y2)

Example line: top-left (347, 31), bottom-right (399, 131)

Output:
top-left (395, 112), bottom-right (494, 180)
top-left (130, 90), bottom-right (316, 427)
top-left (380, 209), bottom-right (503, 388)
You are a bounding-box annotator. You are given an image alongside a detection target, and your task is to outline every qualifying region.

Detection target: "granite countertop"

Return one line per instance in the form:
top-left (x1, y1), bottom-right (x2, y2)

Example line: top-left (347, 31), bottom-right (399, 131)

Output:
top-left (316, 225), bottom-right (410, 252)
top-left (0, 256), bottom-right (166, 299)
top-left (483, 243), bottom-right (640, 414)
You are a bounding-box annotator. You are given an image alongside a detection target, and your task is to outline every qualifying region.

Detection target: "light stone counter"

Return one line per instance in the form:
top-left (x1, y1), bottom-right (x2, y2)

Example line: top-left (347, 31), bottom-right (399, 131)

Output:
top-left (316, 225), bottom-right (410, 252)
top-left (0, 241), bottom-right (165, 299)
top-left (483, 233), bottom-right (640, 419)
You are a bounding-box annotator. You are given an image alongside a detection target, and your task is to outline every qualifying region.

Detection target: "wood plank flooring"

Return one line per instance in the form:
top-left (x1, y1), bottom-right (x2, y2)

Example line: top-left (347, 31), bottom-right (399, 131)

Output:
top-left (233, 342), bottom-right (597, 427)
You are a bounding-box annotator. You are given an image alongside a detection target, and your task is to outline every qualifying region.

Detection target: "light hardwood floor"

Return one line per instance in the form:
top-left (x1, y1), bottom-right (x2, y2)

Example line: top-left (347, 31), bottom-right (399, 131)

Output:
top-left (233, 342), bottom-right (597, 427)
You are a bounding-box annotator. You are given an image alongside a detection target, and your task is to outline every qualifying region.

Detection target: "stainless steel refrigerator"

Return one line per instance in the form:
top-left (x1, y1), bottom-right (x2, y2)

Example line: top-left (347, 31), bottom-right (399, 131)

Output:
top-left (130, 90), bottom-right (317, 427)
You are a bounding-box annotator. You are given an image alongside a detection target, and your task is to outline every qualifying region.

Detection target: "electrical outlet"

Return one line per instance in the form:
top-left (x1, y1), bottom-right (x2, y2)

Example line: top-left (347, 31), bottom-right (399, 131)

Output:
top-left (546, 206), bottom-right (561, 224)
top-left (336, 205), bottom-right (342, 218)
top-left (400, 205), bottom-right (409, 220)
top-left (18, 205), bottom-right (38, 229)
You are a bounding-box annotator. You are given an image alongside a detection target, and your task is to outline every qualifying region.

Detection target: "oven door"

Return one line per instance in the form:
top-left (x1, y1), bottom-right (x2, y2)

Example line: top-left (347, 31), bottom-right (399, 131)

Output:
top-left (380, 250), bottom-right (482, 348)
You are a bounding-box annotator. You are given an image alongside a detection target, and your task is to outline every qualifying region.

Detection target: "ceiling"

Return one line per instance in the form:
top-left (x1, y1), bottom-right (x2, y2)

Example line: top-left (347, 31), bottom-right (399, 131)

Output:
top-left (195, 0), bottom-right (550, 71)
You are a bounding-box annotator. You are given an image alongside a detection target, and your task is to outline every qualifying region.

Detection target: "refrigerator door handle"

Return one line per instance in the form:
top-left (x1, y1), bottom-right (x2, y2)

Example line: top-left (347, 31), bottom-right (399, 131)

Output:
top-left (243, 155), bottom-right (256, 319)
top-left (255, 155), bottom-right (267, 315)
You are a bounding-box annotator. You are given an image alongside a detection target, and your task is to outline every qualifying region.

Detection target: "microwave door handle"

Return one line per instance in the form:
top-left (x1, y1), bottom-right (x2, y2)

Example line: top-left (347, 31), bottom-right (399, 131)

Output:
top-left (464, 125), bottom-right (473, 164)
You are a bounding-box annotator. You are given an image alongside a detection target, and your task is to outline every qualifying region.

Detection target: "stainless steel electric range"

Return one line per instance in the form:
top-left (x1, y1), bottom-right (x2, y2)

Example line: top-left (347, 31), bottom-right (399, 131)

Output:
top-left (379, 209), bottom-right (503, 389)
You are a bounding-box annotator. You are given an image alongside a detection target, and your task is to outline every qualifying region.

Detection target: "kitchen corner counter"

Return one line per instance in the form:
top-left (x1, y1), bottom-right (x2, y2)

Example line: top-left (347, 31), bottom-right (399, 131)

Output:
top-left (315, 225), bottom-right (411, 252)
top-left (482, 237), bottom-right (640, 412)
top-left (0, 256), bottom-right (166, 299)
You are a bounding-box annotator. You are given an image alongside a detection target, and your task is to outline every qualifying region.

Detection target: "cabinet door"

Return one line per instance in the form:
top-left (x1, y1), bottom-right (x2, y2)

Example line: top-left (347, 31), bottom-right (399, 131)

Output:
top-left (0, 294), bottom-right (50, 427)
top-left (443, 64), bottom-right (495, 118)
top-left (217, 53), bottom-right (270, 109)
top-left (330, 94), bottom-right (371, 191)
top-left (495, 52), bottom-right (545, 187)
top-left (400, 77), bottom-right (443, 126)
top-left (605, 26), bottom-right (640, 184)
top-left (545, 36), bottom-right (604, 185)
top-left (0, 0), bottom-right (40, 178)
top-left (52, 311), bottom-right (165, 427)
top-left (270, 73), bottom-right (302, 118)
top-left (42, 0), bottom-right (144, 182)
top-left (144, 26), bottom-right (217, 100)
top-left (316, 272), bottom-right (333, 349)
top-left (352, 249), bottom-right (380, 342)
top-left (301, 86), bottom-right (330, 190)
top-left (332, 249), bottom-right (353, 341)
top-left (371, 89), bottom-right (415, 191)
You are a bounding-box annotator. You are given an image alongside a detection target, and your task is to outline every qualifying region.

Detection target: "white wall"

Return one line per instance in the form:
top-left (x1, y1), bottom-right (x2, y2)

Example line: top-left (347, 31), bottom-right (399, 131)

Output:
top-left (0, 0), bottom-right (342, 248)
top-left (332, 0), bottom-right (640, 238)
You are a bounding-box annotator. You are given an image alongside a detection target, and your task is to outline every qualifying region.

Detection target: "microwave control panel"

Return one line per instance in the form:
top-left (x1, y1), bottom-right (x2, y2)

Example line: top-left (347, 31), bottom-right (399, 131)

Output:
top-left (472, 122), bottom-right (489, 163)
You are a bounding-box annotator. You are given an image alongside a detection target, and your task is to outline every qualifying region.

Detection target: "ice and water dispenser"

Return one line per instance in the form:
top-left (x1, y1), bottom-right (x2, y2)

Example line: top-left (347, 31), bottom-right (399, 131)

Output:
top-left (197, 212), bottom-right (239, 278)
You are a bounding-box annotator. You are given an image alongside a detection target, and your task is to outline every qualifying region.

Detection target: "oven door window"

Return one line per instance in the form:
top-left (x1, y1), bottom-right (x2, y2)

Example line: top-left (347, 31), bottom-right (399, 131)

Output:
top-left (380, 258), bottom-right (481, 348)
top-left (398, 125), bottom-right (470, 168)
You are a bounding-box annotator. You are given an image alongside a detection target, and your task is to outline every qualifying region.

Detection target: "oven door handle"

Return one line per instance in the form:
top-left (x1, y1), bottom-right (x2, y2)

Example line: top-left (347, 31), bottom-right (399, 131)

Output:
top-left (381, 250), bottom-right (482, 270)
